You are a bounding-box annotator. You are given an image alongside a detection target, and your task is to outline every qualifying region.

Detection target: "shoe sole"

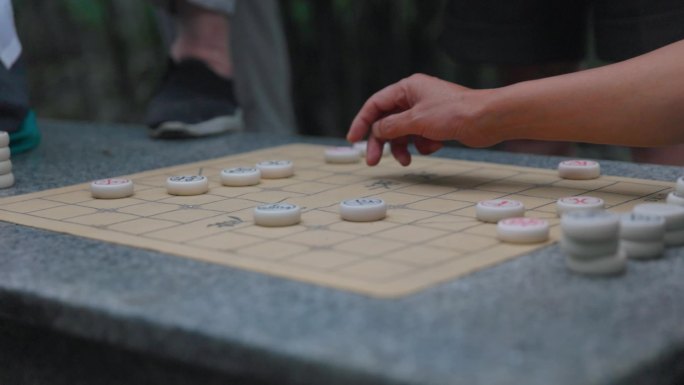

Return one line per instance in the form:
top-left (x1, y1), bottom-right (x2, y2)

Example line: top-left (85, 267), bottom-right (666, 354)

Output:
top-left (149, 110), bottom-right (243, 139)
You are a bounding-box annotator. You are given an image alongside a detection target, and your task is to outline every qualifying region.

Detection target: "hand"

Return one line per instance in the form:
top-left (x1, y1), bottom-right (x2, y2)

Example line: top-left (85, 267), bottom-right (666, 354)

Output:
top-left (347, 73), bottom-right (498, 166)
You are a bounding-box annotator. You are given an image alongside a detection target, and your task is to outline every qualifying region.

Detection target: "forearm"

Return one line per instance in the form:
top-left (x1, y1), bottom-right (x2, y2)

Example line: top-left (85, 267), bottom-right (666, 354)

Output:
top-left (483, 40), bottom-right (684, 147)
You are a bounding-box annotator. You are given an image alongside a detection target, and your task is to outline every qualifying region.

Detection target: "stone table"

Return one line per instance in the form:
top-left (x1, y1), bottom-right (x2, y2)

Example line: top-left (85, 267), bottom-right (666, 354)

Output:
top-left (1, 121), bottom-right (683, 385)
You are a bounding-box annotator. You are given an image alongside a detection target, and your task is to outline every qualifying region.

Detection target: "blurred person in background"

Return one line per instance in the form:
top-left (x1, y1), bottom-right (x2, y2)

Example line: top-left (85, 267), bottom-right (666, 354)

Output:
top-left (0, 0), bottom-right (40, 153)
top-left (1, 0), bottom-right (295, 148)
top-left (147, 0), bottom-right (296, 138)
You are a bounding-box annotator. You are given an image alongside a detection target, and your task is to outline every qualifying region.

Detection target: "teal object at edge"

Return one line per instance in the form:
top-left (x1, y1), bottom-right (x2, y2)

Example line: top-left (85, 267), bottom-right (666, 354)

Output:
top-left (9, 110), bottom-right (40, 154)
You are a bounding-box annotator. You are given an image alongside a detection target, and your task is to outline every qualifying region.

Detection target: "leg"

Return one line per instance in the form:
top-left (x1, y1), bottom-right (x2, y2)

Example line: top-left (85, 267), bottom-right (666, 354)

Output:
top-left (0, 0), bottom-right (27, 133)
top-left (231, 0), bottom-right (296, 133)
top-left (146, 0), bottom-right (242, 138)
top-left (148, 0), bottom-right (295, 135)
top-left (0, 57), bottom-right (28, 134)
top-left (170, 0), bottom-right (233, 78)
top-left (0, 0), bottom-right (39, 152)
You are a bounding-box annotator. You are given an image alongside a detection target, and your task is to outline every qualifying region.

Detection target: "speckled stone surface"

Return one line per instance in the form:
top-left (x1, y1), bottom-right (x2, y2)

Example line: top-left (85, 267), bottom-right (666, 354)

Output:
top-left (1, 120), bottom-right (684, 385)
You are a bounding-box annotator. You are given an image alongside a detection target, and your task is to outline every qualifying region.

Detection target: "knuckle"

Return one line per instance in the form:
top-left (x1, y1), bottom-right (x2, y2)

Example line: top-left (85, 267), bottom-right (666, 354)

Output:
top-left (407, 73), bottom-right (428, 82)
top-left (382, 116), bottom-right (397, 135)
top-left (407, 109), bottom-right (426, 136)
top-left (373, 118), bottom-right (390, 137)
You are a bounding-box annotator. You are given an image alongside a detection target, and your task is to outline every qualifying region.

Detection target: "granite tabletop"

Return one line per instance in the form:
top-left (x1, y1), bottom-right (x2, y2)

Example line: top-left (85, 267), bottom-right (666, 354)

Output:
top-left (1, 120), bottom-right (683, 385)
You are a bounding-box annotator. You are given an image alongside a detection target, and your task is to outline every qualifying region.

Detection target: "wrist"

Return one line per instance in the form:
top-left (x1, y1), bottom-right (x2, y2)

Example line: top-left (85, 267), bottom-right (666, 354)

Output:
top-left (472, 87), bottom-right (519, 145)
top-left (479, 82), bottom-right (542, 144)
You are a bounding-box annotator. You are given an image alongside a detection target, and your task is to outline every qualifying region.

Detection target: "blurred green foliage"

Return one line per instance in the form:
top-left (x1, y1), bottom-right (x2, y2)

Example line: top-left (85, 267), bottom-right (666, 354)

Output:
top-left (62, 0), bottom-right (106, 27)
top-left (14, 0), bottom-right (165, 123)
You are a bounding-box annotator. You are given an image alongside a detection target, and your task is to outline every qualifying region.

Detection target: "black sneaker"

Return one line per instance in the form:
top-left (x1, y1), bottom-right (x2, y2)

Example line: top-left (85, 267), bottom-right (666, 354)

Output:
top-left (145, 59), bottom-right (243, 138)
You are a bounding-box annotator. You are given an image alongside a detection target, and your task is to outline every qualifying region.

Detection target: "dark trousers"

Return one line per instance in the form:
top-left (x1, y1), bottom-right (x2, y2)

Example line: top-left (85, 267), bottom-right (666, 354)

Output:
top-left (0, 57), bottom-right (29, 133)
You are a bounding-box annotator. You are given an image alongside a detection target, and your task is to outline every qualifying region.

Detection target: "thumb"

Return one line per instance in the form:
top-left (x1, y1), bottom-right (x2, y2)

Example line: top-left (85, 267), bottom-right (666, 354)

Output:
top-left (371, 109), bottom-right (421, 140)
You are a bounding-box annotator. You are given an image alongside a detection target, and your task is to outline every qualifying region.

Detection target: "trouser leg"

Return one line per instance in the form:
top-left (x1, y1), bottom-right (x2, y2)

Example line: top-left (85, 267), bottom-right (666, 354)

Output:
top-left (0, 56), bottom-right (28, 133)
top-left (0, 0), bottom-right (28, 133)
top-left (231, 0), bottom-right (295, 134)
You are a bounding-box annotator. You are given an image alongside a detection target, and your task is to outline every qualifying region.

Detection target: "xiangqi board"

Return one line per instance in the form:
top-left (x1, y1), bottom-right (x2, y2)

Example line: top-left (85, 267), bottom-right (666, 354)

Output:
top-left (0, 144), bottom-right (672, 297)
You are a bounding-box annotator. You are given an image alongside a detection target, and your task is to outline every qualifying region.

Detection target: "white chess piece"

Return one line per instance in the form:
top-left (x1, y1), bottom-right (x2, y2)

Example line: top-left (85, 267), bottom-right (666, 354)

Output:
top-left (166, 175), bottom-right (209, 196)
top-left (476, 199), bottom-right (525, 223)
top-left (324, 147), bottom-right (362, 164)
top-left (339, 198), bottom-right (387, 222)
top-left (256, 160), bottom-right (294, 179)
top-left (557, 160), bottom-right (600, 180)
top-left (90, 178), bottom-right (134, 199)
top-left (253, 203), bottom-right (301, 226)
top-left (496, 217), bottom-right (549, 244)
top-left (556, 196), bottom-right (604, 216)
top-left (221, 167), bottom-right (261, 186)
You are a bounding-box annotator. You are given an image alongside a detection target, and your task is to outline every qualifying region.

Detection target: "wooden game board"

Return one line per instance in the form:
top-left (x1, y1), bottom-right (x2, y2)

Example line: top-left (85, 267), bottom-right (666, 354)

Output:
top-left (0, 144), bottom-right (673, 297)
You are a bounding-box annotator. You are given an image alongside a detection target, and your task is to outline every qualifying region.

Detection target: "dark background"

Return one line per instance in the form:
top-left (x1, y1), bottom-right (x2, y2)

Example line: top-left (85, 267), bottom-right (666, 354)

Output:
top-left (13, 0), bottom-right (615, 154)
top-left (10, 0), bottom-right (509, 137)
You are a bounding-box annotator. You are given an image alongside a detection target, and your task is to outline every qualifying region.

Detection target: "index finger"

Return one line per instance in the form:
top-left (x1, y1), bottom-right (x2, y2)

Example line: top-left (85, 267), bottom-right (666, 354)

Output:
top-left (347, 81), bottom-right (410, 143)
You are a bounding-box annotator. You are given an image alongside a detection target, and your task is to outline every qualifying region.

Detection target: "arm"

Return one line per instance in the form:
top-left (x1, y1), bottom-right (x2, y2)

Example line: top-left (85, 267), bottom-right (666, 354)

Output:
top-left (347, 39), bottom-right (684, 165)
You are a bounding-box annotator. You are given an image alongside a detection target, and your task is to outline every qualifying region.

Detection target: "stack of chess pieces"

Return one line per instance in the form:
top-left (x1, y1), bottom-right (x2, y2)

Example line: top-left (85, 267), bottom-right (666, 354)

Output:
top-left (0, 132), bottom-right (13, 189)
top-left (554, 160), bottom-right (684, 276)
